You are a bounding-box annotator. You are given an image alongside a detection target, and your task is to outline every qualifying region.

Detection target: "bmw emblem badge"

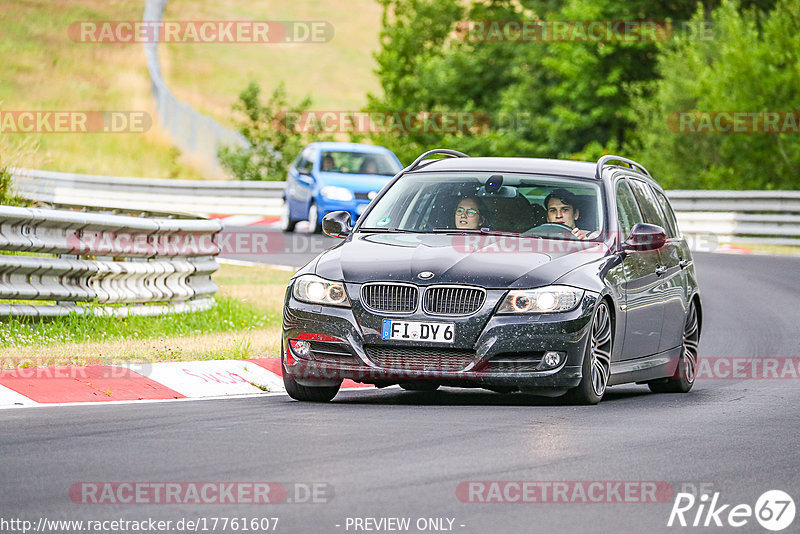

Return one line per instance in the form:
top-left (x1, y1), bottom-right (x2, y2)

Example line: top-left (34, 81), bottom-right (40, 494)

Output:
top-left (417, 271), bottom-right (434, 280)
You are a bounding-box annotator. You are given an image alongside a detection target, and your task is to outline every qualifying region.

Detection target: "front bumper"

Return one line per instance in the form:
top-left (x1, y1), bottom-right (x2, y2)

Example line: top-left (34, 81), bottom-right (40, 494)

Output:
top-left (282, 285), bottom-right (598, 391)
top-left (314, 197), bottom-right (371, 223)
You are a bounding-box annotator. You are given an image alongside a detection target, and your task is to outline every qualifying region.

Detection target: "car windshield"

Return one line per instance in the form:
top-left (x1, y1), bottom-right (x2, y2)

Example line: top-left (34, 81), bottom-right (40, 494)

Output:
top-left (359, 172), bottom-right (604, 239)
top-left (320, 151), bottom-right (400, 176)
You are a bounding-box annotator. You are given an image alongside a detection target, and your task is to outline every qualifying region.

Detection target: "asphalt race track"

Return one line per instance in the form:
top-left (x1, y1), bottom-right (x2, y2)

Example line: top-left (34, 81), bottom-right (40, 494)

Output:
top-left (2, 251), bottom-right (799, 534)
top-left (218, 227), bottom-right (337, 268)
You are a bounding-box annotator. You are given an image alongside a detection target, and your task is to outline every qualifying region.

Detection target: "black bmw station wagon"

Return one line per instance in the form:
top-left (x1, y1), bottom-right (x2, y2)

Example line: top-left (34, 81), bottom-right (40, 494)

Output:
top-left (281, 150), bottom-right (701, 404)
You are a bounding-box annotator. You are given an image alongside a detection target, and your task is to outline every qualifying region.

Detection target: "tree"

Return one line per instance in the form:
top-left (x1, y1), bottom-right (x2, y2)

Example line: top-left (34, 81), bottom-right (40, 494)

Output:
top-left (367, 0), bottom-right (782, 169)
top-left (628, 0), bottom-right (800, 189)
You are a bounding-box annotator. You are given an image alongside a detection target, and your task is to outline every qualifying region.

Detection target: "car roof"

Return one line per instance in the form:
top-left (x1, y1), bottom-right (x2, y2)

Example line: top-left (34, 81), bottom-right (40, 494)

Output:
top-left (407, 156), bottom-right (598, 179)
top-left (308, 142), bottom-right (395, 154)
top-left (405, 155), bottom-right (665, 190)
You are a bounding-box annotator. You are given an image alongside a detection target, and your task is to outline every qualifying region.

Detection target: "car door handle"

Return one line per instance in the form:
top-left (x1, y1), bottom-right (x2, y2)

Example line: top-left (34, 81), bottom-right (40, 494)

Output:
top-left (655, 265), bottom-right (667, 276)
top-left (679, 259), bottom-right (691, 269)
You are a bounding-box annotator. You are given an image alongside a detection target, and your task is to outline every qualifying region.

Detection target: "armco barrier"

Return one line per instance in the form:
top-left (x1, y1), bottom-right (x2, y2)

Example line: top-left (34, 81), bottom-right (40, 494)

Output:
top-left (11, 169), bottom-right (800, 248)
top-left (12, 168), bottom-right (283, 217)
top-left (0, 205), bottom-right (222, 317)
top-left (668, 190), bottom-right (800, 247)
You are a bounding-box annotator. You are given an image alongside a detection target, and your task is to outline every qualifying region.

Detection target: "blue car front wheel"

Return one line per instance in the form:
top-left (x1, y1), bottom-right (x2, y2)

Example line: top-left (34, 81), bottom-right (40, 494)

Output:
top-left (308, 202), bottom-right (322, 234)
top-left (281, 200), bottom-right (297, 232)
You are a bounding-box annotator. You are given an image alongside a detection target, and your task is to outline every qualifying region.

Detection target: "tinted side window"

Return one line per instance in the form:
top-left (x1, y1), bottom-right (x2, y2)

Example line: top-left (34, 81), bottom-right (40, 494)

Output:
top-left (615, 180), bottom-right (643, 238)
top-left (651, 188), bottom-right (680, 238)
top-left (628, 179), bottom-right (667, 229)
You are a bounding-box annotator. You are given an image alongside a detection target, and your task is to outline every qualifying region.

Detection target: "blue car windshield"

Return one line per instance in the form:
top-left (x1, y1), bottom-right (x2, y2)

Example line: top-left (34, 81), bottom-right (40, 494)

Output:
top-left (359, 172), bottom-right (605, 239)
top-left (320, 151), bottom-right (400, 176)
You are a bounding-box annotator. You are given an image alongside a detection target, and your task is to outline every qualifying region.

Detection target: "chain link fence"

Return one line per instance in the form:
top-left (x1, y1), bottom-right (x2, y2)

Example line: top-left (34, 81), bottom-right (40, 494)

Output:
top-left (143, 0), bottom-right (249, 177)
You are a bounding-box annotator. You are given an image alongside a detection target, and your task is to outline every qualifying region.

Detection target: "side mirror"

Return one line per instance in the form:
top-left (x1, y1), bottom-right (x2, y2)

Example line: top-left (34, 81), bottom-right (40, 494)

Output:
top-left (623, 223), bottom-right (667, 252)
top-left (322, 211), bottom-right (352, 239)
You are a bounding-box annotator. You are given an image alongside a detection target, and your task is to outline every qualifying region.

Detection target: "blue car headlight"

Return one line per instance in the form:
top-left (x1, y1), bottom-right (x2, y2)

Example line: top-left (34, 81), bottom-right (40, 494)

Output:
top-left (321, 186), bottom-right (354, 201)
top-left (497, 285), bottom-right (584, 314)
top-left (292, 274), bottom-right (350, 307)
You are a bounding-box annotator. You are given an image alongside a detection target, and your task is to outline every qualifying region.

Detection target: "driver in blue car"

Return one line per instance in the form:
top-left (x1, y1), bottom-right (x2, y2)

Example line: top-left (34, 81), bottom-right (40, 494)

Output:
top-left (544, 188), bottom-right (596, 240)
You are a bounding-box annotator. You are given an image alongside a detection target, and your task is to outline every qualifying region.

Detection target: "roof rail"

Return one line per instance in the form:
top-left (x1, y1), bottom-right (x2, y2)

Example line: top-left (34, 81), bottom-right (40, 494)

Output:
top-left (406, 149), bottom-right (470, 173)
top-left (595, 155), bottom-right (650, 179)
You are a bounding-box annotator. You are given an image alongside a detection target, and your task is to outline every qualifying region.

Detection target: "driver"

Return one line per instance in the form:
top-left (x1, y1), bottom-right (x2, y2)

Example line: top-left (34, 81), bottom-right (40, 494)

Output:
top-left (321, 154), bottom-right (336, 171)
top-left (544, 188), bottom-right (593, 240)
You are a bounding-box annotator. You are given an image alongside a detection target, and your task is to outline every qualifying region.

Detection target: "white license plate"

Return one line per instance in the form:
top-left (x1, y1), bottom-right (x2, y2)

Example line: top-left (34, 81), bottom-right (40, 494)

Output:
top-left (381, 320), bottom-right (455, 343)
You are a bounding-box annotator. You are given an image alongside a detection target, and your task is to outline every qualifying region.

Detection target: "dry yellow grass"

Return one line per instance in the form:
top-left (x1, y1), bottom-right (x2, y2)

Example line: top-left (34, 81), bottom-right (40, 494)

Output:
top-left (2, 0), bottom-right (212, 178)
top-left (0, 326), bottom-right (282, 368)
top-left (3, 1), bottom-right (383, 177)
top-left (161, 0), bottom-right (384, 126)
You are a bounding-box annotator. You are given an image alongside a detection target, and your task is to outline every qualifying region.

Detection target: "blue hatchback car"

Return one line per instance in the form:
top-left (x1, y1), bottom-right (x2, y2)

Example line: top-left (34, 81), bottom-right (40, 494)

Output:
top-left (281, 142), bottom-right (403, 233)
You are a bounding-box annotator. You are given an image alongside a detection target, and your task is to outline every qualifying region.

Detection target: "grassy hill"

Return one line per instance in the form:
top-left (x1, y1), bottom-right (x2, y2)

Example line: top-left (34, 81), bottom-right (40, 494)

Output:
top-left (1, 0), bottom-right (382, 179)
top-left (161, 0), bottom-right (383, 127)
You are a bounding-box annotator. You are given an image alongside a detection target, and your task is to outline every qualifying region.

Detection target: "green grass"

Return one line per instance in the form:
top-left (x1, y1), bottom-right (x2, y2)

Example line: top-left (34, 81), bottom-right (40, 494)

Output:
top-left (0, 263), bottom-right (293, 366)
top-left (0, 296), bottom-right (270, 351)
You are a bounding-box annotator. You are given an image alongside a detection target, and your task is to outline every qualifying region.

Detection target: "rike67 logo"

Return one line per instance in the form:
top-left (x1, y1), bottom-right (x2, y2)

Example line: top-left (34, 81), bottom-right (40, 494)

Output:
top-left (668, 489), bottom-right (795, 531)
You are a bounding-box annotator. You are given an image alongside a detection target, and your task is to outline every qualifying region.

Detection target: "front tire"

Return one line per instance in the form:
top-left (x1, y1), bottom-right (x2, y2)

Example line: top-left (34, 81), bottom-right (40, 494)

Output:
top-left (282, 365), bottom-right (341, 402)
top-left (307, 202), bottom-right (322, 234)
top-left (281, 201), bottom-right (297, 232)
top-left (564, 300), bottom-right (613, 405)
top-left (648, 301), bottom-right (699, 394)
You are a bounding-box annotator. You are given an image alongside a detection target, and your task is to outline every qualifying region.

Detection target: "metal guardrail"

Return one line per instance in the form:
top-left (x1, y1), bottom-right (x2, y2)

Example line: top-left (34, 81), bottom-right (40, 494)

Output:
top-left (12, 168), bottom-right (283, 217)
top-left (668, 190), bottom-right (800, 247)
top-left (10, 168), bottom-right (800, 248)
top-left (143, 0), bottom-right (248, 177)
top-left (0, 205), bottom-right (222, 317)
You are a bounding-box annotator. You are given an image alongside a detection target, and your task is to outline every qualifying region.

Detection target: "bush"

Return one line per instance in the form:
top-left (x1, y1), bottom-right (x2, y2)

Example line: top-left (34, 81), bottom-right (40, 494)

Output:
top-left (219, 81), bottom-right (330, 181)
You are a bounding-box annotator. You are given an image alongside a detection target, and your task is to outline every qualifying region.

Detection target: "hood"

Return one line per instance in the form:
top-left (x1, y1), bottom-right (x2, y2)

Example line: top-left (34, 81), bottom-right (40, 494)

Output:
top-left (315, 171), bottom-right (392, 193)
top-left (315, 233), bottom-right (609, 288)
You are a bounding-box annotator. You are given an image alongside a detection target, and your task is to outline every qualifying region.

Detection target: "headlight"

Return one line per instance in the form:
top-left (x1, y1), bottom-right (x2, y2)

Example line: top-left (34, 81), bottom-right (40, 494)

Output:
top-left (497, 285), bottom-right (584, 314)
top-left (292, 275), bottom-right (350, 307)
top-left (320, 186), bottom-right (354, 201)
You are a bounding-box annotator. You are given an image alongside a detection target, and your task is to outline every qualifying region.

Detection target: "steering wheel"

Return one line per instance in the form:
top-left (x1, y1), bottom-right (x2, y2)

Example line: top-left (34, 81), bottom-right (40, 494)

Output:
top-left (531, 222), bottom-right (575, 233)
top-left (524, 222), bottom-right (584, 240)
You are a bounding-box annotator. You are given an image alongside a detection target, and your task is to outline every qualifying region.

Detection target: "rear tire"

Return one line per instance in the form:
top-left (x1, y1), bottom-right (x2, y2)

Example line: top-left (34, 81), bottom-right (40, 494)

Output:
top-left (282, 365), bottom-right (341, 402)
top-left (281, 201), bottom-right (297, 232)
top-left (648, 301), bottom-right (699, 394)
top-left (564, 300), bottom-right (612, 405)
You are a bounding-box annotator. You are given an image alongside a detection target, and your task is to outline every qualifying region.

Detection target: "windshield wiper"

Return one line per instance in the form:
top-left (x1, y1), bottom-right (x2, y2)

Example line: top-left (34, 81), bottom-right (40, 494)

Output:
top-left (358, 227), bottom-right (417, 233)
